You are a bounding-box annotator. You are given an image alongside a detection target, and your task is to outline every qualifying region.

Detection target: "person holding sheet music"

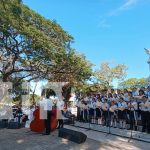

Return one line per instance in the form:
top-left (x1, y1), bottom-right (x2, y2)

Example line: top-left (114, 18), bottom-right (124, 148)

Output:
top-left (79, 100), bottom-right (85, 122)
top-left (140, 96), bottom-right (150, 133)
top-left (109, 101), bottom-right (118, 128)
top-left (128, 96), bottom-right (138, 131)
top-left (117, 97), bottom-right (127, 129)
top-left (88, 98), bottom-right (96, 123)
top-left (101, 98), bottom-right (109, 126)
top-left (96, 99), bottom-right (102, 125)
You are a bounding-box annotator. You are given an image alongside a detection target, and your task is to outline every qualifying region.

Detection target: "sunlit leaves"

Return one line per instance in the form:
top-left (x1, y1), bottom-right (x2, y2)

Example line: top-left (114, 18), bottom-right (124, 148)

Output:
top-left (95, 62), bottom-right (127, 88)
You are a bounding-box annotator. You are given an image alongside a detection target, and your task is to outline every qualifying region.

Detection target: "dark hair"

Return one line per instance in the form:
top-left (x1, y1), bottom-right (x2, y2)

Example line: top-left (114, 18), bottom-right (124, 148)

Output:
top-left (120, 97), bottom-right (124, 101)
top-left (108, 93), bottom-right (113, 98)
top-left (46, 94), bottom-right (50, 99)
top-left (139, 89), bottom-right (145, 96)
top-left (142, 95), bottom-right (148, 99)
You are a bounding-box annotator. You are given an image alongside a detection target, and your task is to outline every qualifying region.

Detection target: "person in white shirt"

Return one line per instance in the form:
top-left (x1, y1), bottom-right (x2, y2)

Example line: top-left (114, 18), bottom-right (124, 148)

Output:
top-left (109, 101), bottom-right (118, 128)
top-left (88, 98), bottom-right (96, 123)
top-left (56, 98), bottom-right (64, 129)
top-left (117, 97), bottom-right (127, 129)
top-left (23, 105), bottom-right (35, 128)
top-left (146, 86), bottom-right (150, 100)
top-left (139, 95), bottom-right (150, 133)
top-left (101, 99), bottom-right (109, 126)
top-left (76, 99), bottom-right (81, 121)
top-left (96, 99), bottom-right (102, 125)
top-left (41, 94), bottom-right (53, 135)
top-left (132, 88), bottom-right (139, 97)
top-left (79, 100), bottom-right (85, 122)
top-left (128, 96), bottom-right (138, 131)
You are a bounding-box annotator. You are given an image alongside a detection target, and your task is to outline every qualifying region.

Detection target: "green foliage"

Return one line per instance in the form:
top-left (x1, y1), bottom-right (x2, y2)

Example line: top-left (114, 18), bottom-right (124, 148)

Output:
top-left (49, 49), bottom-right (93, 84)
top-left (0, 0), bottom-right (92, 85)
top-left (95, 62), bottom-right (127, 88)
top-left (29, 94), bottom-right (41, 103)
top-left (119, 78), bottom-right (148, 89)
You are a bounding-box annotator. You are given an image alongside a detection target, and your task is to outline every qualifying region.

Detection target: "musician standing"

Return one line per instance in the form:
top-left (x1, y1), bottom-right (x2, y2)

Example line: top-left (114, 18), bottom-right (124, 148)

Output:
top-left (57, 98), bottom-right (64, 129)
top-left (42, 94), bottom-right (53, 135)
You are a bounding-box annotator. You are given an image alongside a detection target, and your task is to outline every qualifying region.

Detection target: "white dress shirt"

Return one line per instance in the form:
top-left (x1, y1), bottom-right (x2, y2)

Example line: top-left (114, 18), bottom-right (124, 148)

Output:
top-left (41, 98), bottom-right (53, 111)
top-left (57, 100), bottom-right (64, 110)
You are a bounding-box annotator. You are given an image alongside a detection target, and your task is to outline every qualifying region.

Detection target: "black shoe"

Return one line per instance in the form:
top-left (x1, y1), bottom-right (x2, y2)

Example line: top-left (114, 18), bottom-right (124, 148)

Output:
top-left (134, 126), bottom-right (137, 131)
top-left (127, 128), bottom-right (132, 130)
top-left (42, 133), bottom-right (50, 135)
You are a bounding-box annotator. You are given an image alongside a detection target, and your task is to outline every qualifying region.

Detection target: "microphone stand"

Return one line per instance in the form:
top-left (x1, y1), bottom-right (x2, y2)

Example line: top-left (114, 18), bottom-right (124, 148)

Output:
top-left (106, 106), bottom-right (111, 136)
top-left (128, 98), bottom-right (133, 142)
top-left (106, 111), bottom-right (111, 136)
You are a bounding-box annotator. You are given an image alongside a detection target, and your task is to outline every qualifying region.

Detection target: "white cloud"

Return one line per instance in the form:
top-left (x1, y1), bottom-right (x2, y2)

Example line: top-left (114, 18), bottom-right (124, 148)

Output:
top-left (109, 0), bottom-right (139, 16)
top-left (120, 0), bottom-right (139, 10)
top-left (98, 0), bottom-right (140, 29)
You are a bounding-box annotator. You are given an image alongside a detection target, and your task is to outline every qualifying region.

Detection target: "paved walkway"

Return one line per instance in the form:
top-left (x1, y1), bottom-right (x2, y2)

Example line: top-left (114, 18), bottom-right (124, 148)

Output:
top-left (0, 126), bottom-right (150, 150)
top-left (66, 125), bottom-right (150, 150)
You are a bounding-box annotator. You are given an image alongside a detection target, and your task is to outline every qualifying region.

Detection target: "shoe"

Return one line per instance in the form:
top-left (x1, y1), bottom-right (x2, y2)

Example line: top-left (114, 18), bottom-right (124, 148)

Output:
top-left (134, 126), bottom-right (137, 131)
top-left (42, 132), bottom-right (50, 135)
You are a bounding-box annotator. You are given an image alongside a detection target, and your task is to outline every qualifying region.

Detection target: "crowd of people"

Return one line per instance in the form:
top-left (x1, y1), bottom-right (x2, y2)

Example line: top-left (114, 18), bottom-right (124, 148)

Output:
top-left (12, 104), bottom-right (36, 127)
top-left (76, 87), bottom-right (150, 134)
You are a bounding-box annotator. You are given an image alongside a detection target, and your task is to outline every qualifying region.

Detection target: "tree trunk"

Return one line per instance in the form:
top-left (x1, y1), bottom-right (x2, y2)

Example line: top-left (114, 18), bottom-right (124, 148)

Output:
top-left (2, 74), bottom-right (9, 82)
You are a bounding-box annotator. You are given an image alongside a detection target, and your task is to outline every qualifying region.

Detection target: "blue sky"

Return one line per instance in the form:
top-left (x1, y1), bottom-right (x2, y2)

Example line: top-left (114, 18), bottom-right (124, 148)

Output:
top-left (23, 0), bottom-right (150, 80)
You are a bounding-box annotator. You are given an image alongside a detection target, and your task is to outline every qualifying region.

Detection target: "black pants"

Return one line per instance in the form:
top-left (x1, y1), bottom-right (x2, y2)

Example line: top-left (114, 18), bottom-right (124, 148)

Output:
top-left (84, 110), bottom-right (88, 122)
top-left (80, 111), bottom-right (84, 121)
top-left (44, 110), bottom-right (51, 134)
top-left (141, 111), bottom-right (150, 133)
top-left (58, 119), bottom-right (64, 128)
top-left (129, 111), bottom-right (134, 130)
top-left (77, 107), bottom-right (80, 121)
top-left (103, 111), bottom-right (109, 126)
top-left (58, 111), bottom-right (64, 128)
top-left (141, 111), bottom-right (149, 132)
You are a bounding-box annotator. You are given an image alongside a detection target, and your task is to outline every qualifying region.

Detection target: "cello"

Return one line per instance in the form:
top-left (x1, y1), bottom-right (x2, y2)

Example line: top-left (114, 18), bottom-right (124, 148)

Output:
top-left (30, 106), bottom-right (58, 133)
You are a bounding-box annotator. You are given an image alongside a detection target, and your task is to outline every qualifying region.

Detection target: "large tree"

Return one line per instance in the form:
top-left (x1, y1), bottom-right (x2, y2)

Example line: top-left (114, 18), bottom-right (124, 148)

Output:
top-left (0, 0), bottom-right (73, 83)
top-left (0, 0), bottom-right (92, 86)
top-left (0, 0), bottom-right (93, 103)
top-left (95, 62), bottom-right (127, 88)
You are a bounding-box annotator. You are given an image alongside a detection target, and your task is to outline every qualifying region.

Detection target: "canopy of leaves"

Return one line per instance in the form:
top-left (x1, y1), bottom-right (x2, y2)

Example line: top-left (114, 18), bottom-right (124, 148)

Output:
top-left (119, 78), bottom-right (148, 89)
top-left (0, 0), bottom-right (92, 87)
top-left (95, 62), bottom-right (127, 88)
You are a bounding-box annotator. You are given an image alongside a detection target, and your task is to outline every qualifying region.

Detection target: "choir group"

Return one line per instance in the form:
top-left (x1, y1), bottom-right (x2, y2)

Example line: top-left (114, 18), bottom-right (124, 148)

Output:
top-left (76, 87), bottom-right (150, 133)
